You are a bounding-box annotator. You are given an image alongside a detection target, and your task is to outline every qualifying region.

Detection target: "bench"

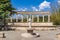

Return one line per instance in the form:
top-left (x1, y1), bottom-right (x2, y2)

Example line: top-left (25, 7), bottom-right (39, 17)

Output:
top-left (0, 32), bottom-right (5, 38)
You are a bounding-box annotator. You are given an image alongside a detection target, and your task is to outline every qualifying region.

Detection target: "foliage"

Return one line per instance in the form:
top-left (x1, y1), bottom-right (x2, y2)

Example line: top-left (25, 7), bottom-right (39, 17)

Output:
top-left (0, 0), bottom-right (15, 29)
top-left (51, 12), bottom-right (60, 25)
top-left (0, 0), bottom-right (15, 18)
top-left (50, 2), bottom-right (60, 25)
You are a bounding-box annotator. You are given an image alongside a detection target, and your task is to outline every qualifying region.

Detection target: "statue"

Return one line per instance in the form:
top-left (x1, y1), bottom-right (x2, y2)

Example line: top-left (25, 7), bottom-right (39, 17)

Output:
top-left (28, 18), bottom-right (32, 29)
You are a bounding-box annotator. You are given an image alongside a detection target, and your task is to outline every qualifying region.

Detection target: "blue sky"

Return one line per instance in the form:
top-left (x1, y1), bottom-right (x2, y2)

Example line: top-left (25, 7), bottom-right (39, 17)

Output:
top-left (11, 0), bottom-right (58, 11)
top-left (10, 0), bottom-right (59, 18)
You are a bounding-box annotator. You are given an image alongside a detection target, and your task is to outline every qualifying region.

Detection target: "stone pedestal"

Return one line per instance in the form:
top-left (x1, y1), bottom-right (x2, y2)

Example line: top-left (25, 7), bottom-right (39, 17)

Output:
top-left (27, 28), bottom-right (33, 34)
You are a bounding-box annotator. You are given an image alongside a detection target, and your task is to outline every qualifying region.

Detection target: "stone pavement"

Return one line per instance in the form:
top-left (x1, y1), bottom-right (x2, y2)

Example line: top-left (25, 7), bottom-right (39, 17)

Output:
top-left (0, 29), bottom-right (60, 40)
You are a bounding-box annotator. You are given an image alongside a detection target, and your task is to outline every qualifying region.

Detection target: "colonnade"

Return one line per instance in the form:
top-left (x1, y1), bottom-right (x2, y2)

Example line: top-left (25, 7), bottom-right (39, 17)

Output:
top-left (10, 14), bottom-right (50, 22)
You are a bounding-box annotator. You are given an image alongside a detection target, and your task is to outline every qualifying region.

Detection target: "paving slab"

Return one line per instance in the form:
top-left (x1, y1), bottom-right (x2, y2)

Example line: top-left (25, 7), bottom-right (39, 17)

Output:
top-left (0, 30), bottom-right (60, 40)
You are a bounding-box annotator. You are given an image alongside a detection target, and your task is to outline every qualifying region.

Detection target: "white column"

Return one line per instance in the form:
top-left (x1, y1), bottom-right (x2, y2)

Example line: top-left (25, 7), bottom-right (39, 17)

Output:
top-left (16, 14), bottom-right (18, 22)
top-left (10, 17), bottom-right (12, 22)
top-left (43, 15), bottom-right (44, 22)
top-left (48, 15), bottom-right (50, 22)
top-left (37, 15), bottom-right (39, 22)
top-left (32, 15), bottom-right (34, 22)
top-left (21, 15), bottom-right (23, 22)
top-left (27, 15), bottom-right (28, 22)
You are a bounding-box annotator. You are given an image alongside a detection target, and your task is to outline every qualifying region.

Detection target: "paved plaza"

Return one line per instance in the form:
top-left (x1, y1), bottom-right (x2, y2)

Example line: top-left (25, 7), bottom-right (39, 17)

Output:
top-left (0, 29), bottom-right (60, 40)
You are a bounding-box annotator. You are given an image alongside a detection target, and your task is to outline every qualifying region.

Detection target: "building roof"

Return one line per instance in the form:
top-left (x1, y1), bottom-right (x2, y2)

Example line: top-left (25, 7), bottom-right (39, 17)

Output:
top-left (16, 11), bottom-right (50, 15)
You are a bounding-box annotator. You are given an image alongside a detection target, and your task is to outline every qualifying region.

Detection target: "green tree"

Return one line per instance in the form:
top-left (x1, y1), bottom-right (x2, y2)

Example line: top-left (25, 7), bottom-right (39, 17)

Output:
top-left (50, 1), bottom-right (60, 25)
top-left (0, 0), bottom-right (15, 17)
top-left (51, 13), bottom-right (60, 25)
top-left (0, 0), bottom-right (15, 30)
top-left (51, 6), bottom-right (60, 25)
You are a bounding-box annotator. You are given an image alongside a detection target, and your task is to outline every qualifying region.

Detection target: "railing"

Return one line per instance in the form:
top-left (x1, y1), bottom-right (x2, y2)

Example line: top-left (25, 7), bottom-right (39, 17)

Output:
top-left (8, 22), bottom-right (54, 27)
